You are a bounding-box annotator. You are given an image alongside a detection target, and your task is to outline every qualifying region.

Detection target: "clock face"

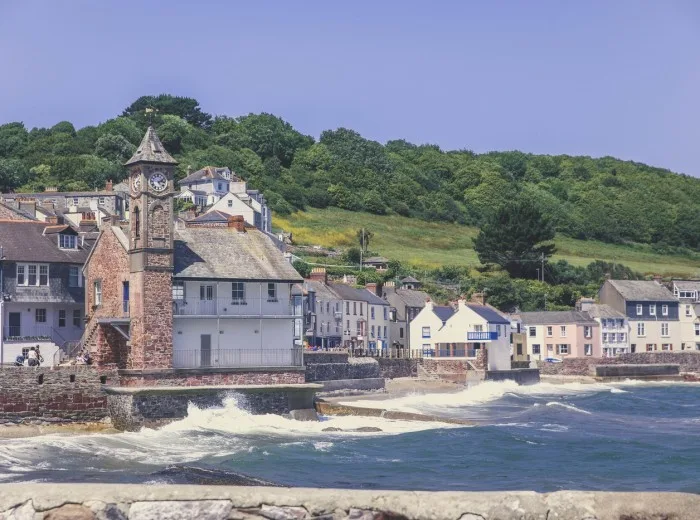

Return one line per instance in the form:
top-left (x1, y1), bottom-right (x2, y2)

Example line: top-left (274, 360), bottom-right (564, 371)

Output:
top-left (131, 174), bottom-right (141, 192)
top-left (149, 172), bottom-right (168, 192)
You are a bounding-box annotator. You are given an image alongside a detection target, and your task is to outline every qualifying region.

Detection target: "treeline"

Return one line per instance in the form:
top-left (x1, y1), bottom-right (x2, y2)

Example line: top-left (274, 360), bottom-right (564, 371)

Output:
top-left (1, 94), bottom-right (699, 250)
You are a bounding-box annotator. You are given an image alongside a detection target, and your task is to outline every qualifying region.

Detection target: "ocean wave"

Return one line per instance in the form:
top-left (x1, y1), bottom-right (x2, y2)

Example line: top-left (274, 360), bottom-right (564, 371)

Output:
top-left (545, 402), bottom-right (592, 415)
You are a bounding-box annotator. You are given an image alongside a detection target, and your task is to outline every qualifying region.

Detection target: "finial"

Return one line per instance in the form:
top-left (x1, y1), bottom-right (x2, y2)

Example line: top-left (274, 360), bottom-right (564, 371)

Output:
top-left (145, 107), bottom-right (158, 126)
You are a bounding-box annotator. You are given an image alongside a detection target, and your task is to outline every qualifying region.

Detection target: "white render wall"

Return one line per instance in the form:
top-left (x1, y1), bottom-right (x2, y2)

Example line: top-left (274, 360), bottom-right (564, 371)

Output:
top-left (210, 193), bottom-right (257, 227)
top-left (174, 281), bottom-right (295, 317)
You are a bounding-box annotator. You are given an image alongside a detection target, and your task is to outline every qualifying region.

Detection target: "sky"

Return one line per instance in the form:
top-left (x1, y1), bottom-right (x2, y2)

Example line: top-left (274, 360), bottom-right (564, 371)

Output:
top-left (1, 0), bottom-right (699, 175)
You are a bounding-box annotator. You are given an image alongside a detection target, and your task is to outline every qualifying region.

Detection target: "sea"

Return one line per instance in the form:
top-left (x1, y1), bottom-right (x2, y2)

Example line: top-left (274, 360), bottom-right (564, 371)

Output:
top-left (1, 380), bottom-right (700, 492)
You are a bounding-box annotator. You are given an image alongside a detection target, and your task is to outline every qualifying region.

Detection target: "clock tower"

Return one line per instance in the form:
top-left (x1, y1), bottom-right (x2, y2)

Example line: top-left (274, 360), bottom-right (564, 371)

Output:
top-left (124, 126), bottom-right (178, 369)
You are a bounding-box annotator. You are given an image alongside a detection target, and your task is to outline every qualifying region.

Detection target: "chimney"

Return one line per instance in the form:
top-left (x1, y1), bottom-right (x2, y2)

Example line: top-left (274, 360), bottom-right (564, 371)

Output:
top-left (42, 199), bottom-right (54, 209)
top-left (45, 216), bottom-right (58, 224)
top-left (653, 274), bottom-right (663, 284)
top-left (309, 267), bottom-right (327, 284)
top-left (227, 214), bottom-right (246, 232)
top-left (470, 292), bottom-right (486, 305)
top-left (105, 180), bottom-right (113, 192)
top-left (366, 282), bottom-right (378, 295)
top-left (45, 187), bottom-right (58, 193)
top-left (576, 297), bottom-right (595, 312)
top-left (425, 297), bottom-right (433, 310)
top-left (384, 281), bottom-right (395, 288)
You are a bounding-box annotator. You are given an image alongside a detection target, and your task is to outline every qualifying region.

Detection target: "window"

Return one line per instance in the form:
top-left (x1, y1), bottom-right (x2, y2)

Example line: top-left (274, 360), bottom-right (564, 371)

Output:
top-left (200, 285), bottom-right (213, 300)
top-left (618, 333), bottom-right (626, 342)
top-left (384, 307), bottom-right (388, 320)
top-left (602, 332), bottom-right (608, 343)
top-left (662, 305), bottom-right (668, 316)
top-left (546, 326), bottom-right (553, 337)
top-left (133, 207), bottom-right (140, 239)
top-left (94, 281), bottom-right (102, 306)
top-left (422, 326), bottom-right (431, 338)
top-left (649, 304), bottom-right (656, 316)
top-left (59, 234), bottom-right (77, 249)
top-left (346, 320), bottom-right (350, 331)
top-left (528, 327), bottom-right (536, 337)
top-left (583, 326), bottom-right (592, 338)
top-left (662, 343), bottom-right (672, 351)
top-left (326, 302), bottom-right (330, 314)
top-left (560, 326), bottom-right (567, 337)
top-left (371, 307), bottom-right (375, 319)
top-left (630, 344), bottom-right (636, 353)
top-left (556, 344), bottom-right (569, 355)
top-left (353, 302), bottom-right (357, 315)
top-left (636, 304), bottom-right (643, 316)
top-left (661, 322), bottom-right (669, 337)
top-left (58, 310), bottom-right (66, 327)
top-left (28, 264), bottom-right (37, 286)
top-left (267, 283), bottom-right (277, 301)
top-left (39, 265), bottom-right (48, 286)
top-left (72, 197), bottom-right (79, 206)
top-left (686, 305), bottom-right (692, 317)
top-left (73, 309), bottom-right (81, 327)
top-left (532, 344), bottom-right (541, 354)
top-left (371, 325), bottom-right (375, 338)
top-left (695, 324), bottom-right (700, 337)
top-left (360, 303), bottom-right (363, 316)
top-left (227, 199), bottom-right (233, 208)
top-left (384, 326), bottom-right (387, 338)
top-left (69, 266), bottom-right (81, 287)
top-left (35, 308), bottom-right (46, 323)
top-left (232, 282), bottom-right (245, 302)
top-left (637, 322), bottom-right (645, 336)
top-left (547, 344), bottom-right (553, 352)
top-left (584, 344), bottom-right (593, 356)
top-left (400, 327), bottom-right (404, 339)
top-left (218, 183), bottom-right (223, 191)
top-left (646, 344), bottom-right (655, 352)
top-left (17, 264), bottom-right (25, 286)
top-left (346, 302), bottom-right (350, 314)
top-left (172, 281), bottom-right (185, 300)
top-left (98, 197), bottom-right (105, 205)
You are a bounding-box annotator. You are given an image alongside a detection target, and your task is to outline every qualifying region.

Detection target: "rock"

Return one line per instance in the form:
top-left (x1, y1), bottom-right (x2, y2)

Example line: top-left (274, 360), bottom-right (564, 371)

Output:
top-left (347, 509), bottom-right (379, 520)
top-left (128, 500), bottom-right (232, 520)
top-left (3, 500), bottom-right (35, 520)
top-left (351, 427), bottom-right (383, 432)
top-left (259, 505), bottom-right (308, 520)
top-left (289, 409), bottom-right (319, 422)
top-left (43, 504), bottom-right (95, 520)
top-left (322, 427), bottom-right (343, 432)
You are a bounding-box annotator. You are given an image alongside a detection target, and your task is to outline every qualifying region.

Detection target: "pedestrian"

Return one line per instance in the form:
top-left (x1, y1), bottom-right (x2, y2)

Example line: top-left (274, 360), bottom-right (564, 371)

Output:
top-left (35, 345), bottom-right (44, 366)
top-left (27, 347), bottom-right (38, 367)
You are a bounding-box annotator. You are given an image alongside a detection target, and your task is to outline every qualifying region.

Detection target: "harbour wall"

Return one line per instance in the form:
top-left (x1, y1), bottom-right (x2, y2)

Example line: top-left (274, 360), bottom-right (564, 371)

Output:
top-left (538, 352), bottom-right (700, 376)
top-left (1, 484), bottom-right (700, 520)
top-left (486, 368), bottom-right (540, 385)
top-left (303, 353), bottom-right (419, 382)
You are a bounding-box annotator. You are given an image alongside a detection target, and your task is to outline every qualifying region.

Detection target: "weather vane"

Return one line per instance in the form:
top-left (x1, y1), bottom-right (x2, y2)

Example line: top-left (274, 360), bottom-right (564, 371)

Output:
top-left (145, 107), bottom-right (158, 125)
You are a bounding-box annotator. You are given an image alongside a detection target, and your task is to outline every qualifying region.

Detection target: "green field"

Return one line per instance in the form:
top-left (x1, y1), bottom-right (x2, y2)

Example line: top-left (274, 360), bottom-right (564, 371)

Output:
top-left (274, 208), bottom-right (700, 277)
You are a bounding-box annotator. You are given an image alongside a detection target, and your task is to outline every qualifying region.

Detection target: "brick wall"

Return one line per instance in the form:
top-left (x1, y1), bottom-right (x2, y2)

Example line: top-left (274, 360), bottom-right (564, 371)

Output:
top-left (128, 270), bottom-right (173, 369)
top-left (538, 352), bottom-right (700, 375)
top-left (0, 366), bottom-right (118, 424)
top-left (375, 358), bottom-right (419, 379)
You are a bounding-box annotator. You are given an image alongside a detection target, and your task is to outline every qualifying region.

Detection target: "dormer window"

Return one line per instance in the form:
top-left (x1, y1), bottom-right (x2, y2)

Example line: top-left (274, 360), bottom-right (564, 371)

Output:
top-left (59, 234), bottom-right (77, 249)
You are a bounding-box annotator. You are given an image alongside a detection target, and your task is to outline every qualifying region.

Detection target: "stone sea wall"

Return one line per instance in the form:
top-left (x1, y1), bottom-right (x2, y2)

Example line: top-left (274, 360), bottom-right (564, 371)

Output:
top-left (304, 356), bottom-right (380, 382)
top-left (375, 358), bottom-right (419, 379)
top-left (538, 351), bottom-right (700, 376)
top-left (2, 484), bottom-right (700, 520)
top-left (0, 366), bottom-right (117, 424)
top-left (118, 367), bottom-right (306, 387)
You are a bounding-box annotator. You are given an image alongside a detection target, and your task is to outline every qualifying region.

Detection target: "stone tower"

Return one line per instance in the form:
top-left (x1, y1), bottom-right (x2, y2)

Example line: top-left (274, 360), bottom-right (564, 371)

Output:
top-left (124, 126), bottom-right (178, 369)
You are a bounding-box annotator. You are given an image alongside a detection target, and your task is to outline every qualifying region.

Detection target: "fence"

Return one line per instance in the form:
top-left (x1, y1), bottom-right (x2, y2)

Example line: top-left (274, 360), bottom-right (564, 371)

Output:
top-left (172, 347), bottom-right (303, 369)
top-left (4, 325), bottom-right (53, 341)
top-left (347, 347), bottom-right (424, 359)
top-left (173, 298), bottom-right (302, 318)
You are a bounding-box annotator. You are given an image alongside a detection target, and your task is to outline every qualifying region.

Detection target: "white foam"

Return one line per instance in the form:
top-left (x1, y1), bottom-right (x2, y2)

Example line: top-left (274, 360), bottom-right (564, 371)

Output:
top-left (545, 401), bottom-right (592, 415)
top-left (313, 441), bottom-right (333, 452)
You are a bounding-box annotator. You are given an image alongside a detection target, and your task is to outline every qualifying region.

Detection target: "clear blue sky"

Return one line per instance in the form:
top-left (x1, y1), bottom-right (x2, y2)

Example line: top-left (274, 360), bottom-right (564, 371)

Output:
top-left (1, 1), bottom-right (699, 174)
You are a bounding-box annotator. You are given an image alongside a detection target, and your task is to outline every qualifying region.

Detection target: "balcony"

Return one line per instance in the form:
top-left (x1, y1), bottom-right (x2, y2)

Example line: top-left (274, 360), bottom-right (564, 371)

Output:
top-left (4, 325), bottom-right (53, 341)
top-left (173, 298), bottom-right (302, 319)
top-left (172, 347), bottom-right (303, 368)
top-left (467, 331), bottom-right (498, 341)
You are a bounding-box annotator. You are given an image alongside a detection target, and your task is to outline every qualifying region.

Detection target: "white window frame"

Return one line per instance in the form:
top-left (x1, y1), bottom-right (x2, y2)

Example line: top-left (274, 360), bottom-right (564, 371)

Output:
top-left (73, 309), bottom-right (81, 327)
top-left (560, 326), bottom-right (567, 337)
top-left (584, 344), bottom-right (592, 356)
top-left (661, 322), bottom-right (669, 337)
top-left (637, 322), bottom-right (645, 337)
top-left (172, 281), bottom-right (185, 300)
top-left (227, 199), bottom-right (233, 208)
top-left (422, 326), bottom-right (431, 339)
top-left (584, 326), bottom-right (592, 338)
top-left (557, 344), bottom-right (569, 355)
top-left (267, 283), bottom-right (277, 301)
top-left (528, 327), bottom-right (536, 338)
top-left (59, 234), bottom-right (77, 249)
top-left (636, 304), bottom-right (643, 316)
top-left (649, 304), bottom-right (656, 316)
top-left (546, 326), bottom-right (553, 337)
top-left (58, 309), bottom-right (66, 327)
top-left (17, 263), bottom-right (49, 287)
top-left (686, 305), bottom-right (692, 317)
top-left (695, 324), bottom-right (700, 337)
top-left (602, 332), bottom-right (608, 343)
top-left (98, 197), bottom-right (105, 205)
top-left (532, 344), bottom-right (541, 354)
top-left (68, 266), bottom-right (82, 288)
top-left (35, 308), bottom-right (46, 323)
top-left (232, 282), bottom-right (245, 302)
top-left (662, 304), bottom-right (668, 316)
top-left (94, 280), bottom-right (102, 306)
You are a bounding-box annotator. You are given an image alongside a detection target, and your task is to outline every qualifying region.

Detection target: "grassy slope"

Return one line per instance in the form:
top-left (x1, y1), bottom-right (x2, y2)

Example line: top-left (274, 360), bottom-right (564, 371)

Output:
top-left (274, 208), bottom-right (700, 277)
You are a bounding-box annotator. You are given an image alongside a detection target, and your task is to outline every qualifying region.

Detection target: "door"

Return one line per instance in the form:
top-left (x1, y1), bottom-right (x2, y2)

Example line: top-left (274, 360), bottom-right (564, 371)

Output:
top-left (8, 313), bottom-right (20, 338)
top-left (200, 334), bottom-right (212, 367)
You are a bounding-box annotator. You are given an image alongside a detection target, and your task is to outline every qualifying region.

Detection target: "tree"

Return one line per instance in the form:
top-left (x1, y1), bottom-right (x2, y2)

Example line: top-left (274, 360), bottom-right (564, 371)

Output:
top-left (473, 198), bottom-right (556, 278)
top-left (357, 229), bottom-right (374, 252)
top-left (293, 260), bottom-right (311, 278)
top-left (122, 94), bottom-right (212, 129)
top-left (0, 158), bottom-right (29, 192)
top-left (345, 247), bottom-right (362, 265)
top-left (94, 134), bottom-right (136, 163)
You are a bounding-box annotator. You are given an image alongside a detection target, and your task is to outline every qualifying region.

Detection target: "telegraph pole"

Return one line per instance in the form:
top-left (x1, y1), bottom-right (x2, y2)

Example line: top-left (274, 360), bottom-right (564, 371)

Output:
top-left (541, 253), bottom-right (545, 283)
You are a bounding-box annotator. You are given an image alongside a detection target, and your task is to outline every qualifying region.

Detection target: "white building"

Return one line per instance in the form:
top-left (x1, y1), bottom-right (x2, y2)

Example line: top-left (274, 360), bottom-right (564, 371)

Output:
top-left (672, 280), bottom-right (700, 350)
top-left (578, 300), bottom-right (630, 357)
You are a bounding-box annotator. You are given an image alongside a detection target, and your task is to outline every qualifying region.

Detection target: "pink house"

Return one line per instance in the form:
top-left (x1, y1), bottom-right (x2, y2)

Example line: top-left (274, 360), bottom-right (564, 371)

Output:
top-left (519, 311), bottom-right (601, 359)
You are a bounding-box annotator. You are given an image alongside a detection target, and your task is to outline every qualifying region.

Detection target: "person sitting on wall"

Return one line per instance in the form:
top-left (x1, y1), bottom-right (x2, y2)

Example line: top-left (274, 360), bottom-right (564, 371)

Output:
top-left (26, 347), bottom-right (38, 367)
top-left (14, 354), bottom-right (24, 367)
top-left (35, 345), bottom-right (43, 366)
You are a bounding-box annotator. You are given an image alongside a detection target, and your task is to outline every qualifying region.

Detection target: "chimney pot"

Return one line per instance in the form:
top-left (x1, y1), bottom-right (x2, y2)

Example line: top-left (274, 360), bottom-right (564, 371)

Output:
top-left (105, 180), bottom-right (113, 192)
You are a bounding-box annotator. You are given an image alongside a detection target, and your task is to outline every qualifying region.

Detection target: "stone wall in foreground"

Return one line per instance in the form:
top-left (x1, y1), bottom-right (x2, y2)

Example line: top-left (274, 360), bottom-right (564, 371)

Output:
top-left (0, 366), bottom-right (118, 424)
top-left (1, 484), bottom-right (700, 519)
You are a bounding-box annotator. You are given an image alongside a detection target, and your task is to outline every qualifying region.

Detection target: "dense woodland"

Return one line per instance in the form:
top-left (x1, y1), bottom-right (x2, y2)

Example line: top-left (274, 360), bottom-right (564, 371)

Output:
top-left (1, 94), bottom-right (699, 255)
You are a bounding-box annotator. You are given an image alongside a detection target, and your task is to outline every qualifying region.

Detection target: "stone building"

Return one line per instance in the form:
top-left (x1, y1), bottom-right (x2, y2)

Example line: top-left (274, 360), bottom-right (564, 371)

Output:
top-left (82, 126), bottom-right (304, 387)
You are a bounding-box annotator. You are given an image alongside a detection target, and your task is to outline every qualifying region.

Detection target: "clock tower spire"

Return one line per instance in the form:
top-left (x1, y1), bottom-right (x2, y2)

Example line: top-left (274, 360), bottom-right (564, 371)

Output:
top-left (124, 125), bottom-right (178, 369)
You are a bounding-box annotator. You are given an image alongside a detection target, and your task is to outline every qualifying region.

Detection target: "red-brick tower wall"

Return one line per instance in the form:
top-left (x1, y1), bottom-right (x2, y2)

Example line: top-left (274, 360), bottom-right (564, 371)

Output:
top-left (125, 128), bottom-right (176, 370)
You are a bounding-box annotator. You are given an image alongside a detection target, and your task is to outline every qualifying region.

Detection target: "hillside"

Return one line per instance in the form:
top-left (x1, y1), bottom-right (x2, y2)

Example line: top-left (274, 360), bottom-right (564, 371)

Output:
top-left (275, 207), bottom-right (700, 277)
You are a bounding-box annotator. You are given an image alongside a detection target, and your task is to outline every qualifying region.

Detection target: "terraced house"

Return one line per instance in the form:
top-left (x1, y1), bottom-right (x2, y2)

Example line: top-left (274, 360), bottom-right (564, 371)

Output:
top-left (599, 280), bottom-right (680, 352)
top-left (0, 220), bottom-right (91, 365)
top-left (672, 280), bottom-right (700, 351)
top-left (519, 311), bottom-right (600, 359)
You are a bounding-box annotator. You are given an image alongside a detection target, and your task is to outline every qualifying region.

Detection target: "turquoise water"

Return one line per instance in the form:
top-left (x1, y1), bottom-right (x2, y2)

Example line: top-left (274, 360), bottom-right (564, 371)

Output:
top-left (1, 381), bottom-right (699, 492)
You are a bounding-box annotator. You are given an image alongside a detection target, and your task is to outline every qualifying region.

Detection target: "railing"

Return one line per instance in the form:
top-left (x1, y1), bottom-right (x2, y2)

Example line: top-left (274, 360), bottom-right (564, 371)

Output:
top-left (4, 325), bottom-right (53, 341)
top-left (467, 331), bottom-right (498, 341)
top-left (173, 298), bottom-right (301, 318)
top-left (437, 348), bottom-right (477, 358)
top-left (172, 347), bottom-right (303, 368)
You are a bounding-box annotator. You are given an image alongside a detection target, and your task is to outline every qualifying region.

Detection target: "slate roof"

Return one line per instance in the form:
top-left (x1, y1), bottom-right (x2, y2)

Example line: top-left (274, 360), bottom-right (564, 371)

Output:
top-left (304, 279), bottom-right (341, 302)
top-left (187, 210), bottom-right (231, 223)
top-left (363, 256), bottom-right (389, 264)
top-left (401, 276), bottom-right (420, 284)
top-left (124, 126), bottom-right (178, 166)
top-left (673, 280), bottom-right (700, 293)
top-left (607, 280), bottom-right (676, 302)
top-left (585, 304), bottom-right (626, 319)
top-left (433, 305), bottom-right (455, 323)
top-left (519, 311), bottom-right (597, 325)
top-left (173, 226), bottom-right (302, 282)
top-left (467, 303), bottom-right (510, 324)
top-left (0, 221), bottom-right (91, 264)
top-left (328, 283), bottom-right (389, 306)
top-left (179, 166), bottom-right (234, 185)
top-left (385, 287), bottom-right (429, 308)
